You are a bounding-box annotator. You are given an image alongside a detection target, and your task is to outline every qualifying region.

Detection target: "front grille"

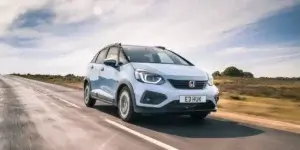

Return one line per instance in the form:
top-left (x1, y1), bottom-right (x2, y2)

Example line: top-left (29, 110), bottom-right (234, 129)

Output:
top-left (168, 79), bottom-right (207, 89)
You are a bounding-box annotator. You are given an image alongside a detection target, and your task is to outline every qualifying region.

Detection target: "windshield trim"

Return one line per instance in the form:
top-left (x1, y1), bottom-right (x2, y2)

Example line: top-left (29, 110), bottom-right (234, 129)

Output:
top-left (122, 48), bottom-right (194, 66)
top-left (130, 61), bottom-right (192, 66)
top-left (165, 50), bottom-right (194, 66)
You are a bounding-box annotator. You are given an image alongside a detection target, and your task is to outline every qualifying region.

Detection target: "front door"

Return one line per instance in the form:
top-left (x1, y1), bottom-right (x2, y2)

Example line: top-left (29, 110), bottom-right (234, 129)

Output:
top-left (90, 48), bottom-right (108, 98)
top-left (100, 46), bottom-right (120, 101)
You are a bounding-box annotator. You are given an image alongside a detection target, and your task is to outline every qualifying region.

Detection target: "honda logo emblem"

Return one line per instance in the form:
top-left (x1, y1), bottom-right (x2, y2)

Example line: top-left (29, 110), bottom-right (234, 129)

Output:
top-left (189, 81), bottom-right (196, 88)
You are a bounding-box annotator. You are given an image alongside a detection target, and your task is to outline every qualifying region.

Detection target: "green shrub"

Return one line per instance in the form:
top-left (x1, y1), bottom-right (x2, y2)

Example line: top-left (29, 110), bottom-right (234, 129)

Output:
top-left (221, 66), bottom-right (254, 78)
top-left (212, 71), bottom-right (221, 77)
top-left (222, 66), bottom-right (244, 77)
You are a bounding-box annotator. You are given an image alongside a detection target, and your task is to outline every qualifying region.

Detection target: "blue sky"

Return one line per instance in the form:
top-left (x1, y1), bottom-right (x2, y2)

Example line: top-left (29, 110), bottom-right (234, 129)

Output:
top-left (0, 0), bottom-right (299, 77)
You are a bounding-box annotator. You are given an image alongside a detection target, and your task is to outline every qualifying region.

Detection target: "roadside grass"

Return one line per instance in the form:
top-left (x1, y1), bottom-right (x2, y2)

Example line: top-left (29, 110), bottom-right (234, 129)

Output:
top-left (12, 74), bottom-right (300, 125)
top-left (218, 96), bottom-right (300, 125)
top-left (215, 77), bottom-right (300, 101)
top-left (228, 95), bottom-right (247, 101)
top-left (215, 77), bottom-right (300, 124)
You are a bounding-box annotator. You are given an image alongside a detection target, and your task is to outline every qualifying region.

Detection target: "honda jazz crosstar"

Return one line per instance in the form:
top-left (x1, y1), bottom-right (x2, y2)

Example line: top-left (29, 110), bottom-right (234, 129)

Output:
top-left (84, 43), bottom-right (219, 122)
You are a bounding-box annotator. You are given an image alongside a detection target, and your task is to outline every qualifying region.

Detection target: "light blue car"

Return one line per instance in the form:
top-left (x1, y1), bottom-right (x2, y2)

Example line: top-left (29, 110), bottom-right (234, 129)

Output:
top-left (84, 43), bottom-right (219, 122)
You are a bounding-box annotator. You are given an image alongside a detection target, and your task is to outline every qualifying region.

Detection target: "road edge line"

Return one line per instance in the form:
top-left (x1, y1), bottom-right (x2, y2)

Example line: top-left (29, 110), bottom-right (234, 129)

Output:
top-left (105, 119), bottom-right (178, 150)
top-left (56, 97), bottom-right (81, 108)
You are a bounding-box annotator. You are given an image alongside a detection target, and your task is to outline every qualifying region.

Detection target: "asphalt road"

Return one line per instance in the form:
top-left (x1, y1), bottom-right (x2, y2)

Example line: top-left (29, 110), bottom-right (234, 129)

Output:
top-left (0, 75), bottom-right (300, 150)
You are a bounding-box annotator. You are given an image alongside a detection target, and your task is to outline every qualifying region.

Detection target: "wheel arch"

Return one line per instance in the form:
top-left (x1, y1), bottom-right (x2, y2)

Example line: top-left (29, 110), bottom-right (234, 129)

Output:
top-left (115, 80), bottom-right (137, 111)
top-left (83, 77), bottom-right (90, 89)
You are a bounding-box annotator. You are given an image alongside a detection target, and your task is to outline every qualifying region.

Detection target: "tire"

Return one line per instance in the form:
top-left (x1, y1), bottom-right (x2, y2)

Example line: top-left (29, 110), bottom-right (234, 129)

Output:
top-left (84, 84), bottom-right (96, 107)
top-left (190, 111), bottom-right (210, 120)
top-left (118, 86), bottom-right (136, 122)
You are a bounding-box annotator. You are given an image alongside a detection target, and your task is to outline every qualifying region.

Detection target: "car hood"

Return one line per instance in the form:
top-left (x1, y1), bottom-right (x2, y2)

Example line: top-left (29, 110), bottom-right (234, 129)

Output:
top-left (130, 63), bottom-right (208, 80)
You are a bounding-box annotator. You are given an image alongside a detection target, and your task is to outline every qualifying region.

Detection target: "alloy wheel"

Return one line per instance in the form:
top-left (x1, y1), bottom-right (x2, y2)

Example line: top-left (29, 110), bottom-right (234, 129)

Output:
top-left (119, 91), bottom-right (130, 118)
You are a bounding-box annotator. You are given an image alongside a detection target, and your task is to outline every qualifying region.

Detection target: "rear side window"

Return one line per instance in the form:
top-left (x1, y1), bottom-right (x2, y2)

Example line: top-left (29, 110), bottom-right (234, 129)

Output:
top-left (106, 47), bottom-right (119, 60)
top-left (96, 48), bottom-right (108, 64)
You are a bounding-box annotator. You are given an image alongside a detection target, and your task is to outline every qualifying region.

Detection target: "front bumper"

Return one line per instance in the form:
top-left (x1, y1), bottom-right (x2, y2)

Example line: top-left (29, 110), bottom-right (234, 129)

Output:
top-left (134, 100), bottom-right (217, 114)
top-left (131, 81), bottom-right (219, 112)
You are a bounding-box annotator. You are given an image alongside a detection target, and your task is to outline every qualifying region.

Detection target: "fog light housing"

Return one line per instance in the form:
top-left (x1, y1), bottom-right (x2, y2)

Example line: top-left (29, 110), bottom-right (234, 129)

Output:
top-left (140, 91), bottom-right (167, 104)
top-left (214, 94), bottom-right (219, 103)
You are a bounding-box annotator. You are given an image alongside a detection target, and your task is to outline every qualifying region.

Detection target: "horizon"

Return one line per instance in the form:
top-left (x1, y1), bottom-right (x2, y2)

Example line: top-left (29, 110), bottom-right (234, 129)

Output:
top-left (6, 67), bottom-right (300, 78)
top-left (1, 0), bottom-right (300, 77)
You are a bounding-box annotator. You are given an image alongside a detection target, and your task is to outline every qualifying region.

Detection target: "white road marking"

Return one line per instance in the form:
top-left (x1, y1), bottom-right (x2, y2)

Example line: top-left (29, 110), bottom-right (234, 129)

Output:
top-left (98, 133), bottom-right (119, 149)
top-left (56, 98), bottom-right (81, 108)
top-left (105, 119), bottom-right (178, 150)
top-left (50, 102), bottom-right (64, 110)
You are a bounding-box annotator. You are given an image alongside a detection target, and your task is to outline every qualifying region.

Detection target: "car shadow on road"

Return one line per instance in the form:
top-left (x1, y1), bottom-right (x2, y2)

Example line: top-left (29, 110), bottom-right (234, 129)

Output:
top-left (93, 104), bottom-right (264, 138)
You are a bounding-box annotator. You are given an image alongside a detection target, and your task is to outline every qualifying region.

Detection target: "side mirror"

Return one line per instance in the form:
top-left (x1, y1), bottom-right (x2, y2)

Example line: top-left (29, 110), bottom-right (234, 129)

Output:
top-left (103, 59), bottom-right (117, 67)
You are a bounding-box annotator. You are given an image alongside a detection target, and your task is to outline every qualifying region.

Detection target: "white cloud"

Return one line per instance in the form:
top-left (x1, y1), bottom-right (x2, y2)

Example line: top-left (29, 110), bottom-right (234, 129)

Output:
top-left (216, 47), bottom-right (247, 56)
top-left (253, 58), bottom-right (300, 77)
top-left (0, 0), bottom-right (299, 76)
top-left (210, 45), bottom-right (300, 77)
top-left (0, 0), bottom-right (49, 35)
top-left (0, 43), bottom-right (20, 57)
top-left (53, 0), bottom-right (96, 23)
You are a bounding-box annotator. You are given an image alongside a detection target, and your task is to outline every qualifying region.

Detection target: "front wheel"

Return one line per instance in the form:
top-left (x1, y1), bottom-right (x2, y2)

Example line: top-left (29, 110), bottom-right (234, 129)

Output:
top-left (84, 84), bottom-right (96, 107)
top-left (118, 87), bottom-right (136, 122)
top-left (190, 112), bottom-right (210, 120)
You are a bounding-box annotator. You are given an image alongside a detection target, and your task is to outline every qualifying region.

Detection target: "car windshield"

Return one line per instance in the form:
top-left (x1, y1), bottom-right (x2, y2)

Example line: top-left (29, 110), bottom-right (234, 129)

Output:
top-left (123, 47), bottom-right (192, 66)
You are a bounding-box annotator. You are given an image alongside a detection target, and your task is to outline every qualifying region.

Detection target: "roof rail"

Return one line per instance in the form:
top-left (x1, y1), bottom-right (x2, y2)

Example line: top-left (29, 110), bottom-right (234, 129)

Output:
top-left (105, 43), bottom-right (121, 48)
top-left (155, 46), bottom-right (166, 50)
top-left (112, 43), bottom-right (121, 47)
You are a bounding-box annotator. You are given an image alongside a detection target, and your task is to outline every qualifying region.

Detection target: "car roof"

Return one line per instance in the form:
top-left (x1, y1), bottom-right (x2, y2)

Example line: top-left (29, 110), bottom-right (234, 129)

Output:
top-left (121, 44), bottom-right (166, 51)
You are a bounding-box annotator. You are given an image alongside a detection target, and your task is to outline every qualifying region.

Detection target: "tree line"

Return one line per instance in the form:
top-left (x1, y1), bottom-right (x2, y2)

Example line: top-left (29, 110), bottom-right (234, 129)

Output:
top-left (212, 66), bottom-right (254, 78)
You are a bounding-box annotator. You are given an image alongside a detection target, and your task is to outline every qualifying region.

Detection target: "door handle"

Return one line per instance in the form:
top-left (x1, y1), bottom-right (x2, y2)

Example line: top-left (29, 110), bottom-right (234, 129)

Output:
top-left (100, 67), bottom-right (104, 71)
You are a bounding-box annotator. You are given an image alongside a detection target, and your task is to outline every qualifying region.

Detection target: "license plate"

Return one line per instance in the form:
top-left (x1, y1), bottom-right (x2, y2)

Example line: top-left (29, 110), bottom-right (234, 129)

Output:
top-left (179, 96), bottom-right (206, 103)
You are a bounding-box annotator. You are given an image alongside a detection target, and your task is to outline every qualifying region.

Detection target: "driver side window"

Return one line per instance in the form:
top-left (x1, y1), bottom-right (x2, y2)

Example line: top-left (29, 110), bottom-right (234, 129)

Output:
top-left (106, 47), bottom-right (119, 60)
top-left (119, 51), bottom-right (128, 64)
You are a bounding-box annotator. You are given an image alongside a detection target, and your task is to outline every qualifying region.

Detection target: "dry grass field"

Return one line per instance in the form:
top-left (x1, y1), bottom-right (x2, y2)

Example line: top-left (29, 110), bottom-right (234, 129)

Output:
top-left (215, 77), bottom-right (300, 124)
top-left (13, 74), bottom-right (300, 125)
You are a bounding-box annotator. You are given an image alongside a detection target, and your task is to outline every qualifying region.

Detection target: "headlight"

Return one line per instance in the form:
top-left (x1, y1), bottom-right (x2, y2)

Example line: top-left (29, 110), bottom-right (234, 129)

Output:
top-left (134, 70), bottom-right (165, 85)
top-left (207, 74), bottom-right (214, 86)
